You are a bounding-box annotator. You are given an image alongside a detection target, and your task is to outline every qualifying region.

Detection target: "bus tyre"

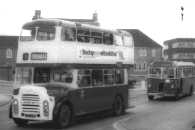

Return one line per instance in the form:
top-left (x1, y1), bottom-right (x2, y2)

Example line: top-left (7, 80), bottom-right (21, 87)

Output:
top-left (56, 104), bottom-right (72, 128)
top-left (148, 95), bottom-right (154, 100)
top-left (13, 118), bottom-right (28, 127)
top-left (113, 96), bottom-right (124, 116)
top-left (189, 86), bottom-right (194, 96)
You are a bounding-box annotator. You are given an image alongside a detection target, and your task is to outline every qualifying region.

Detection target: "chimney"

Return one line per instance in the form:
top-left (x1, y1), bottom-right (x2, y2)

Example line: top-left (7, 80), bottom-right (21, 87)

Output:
top-left (93, 12), bottom-right (98, 21)
top-left (32, 10), bottom-right (41, 20)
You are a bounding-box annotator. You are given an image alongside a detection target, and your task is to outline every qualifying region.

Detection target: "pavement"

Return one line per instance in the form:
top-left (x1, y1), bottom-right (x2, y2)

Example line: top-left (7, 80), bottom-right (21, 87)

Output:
top-left (0, 80), bottom-right (13, 107)
top-left (130, 80), bottom-right (146, 91)
top-left (0, 94), bottom-right (11, 107)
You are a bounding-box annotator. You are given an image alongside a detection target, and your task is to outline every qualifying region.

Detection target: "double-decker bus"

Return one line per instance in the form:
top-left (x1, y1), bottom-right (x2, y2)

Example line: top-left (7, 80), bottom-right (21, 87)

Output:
top-left (9, 18), bottom-right (134, 128)
top-left (147, 60), bottom-right (195, 100)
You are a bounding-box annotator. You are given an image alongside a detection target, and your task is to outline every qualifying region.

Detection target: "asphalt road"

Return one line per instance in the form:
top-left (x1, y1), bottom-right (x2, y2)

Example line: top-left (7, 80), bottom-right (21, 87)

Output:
top-left (1, 88), bottom-right (195, 130)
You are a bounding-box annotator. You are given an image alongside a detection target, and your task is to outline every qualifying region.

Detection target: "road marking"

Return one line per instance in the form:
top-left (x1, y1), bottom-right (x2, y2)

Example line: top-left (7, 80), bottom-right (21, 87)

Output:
top-left (1, 120), bottom-right (13, 124)
top-left (113, 117), bottom-right (131, 130)
top-left (113, 113), bottom-right (135, 130)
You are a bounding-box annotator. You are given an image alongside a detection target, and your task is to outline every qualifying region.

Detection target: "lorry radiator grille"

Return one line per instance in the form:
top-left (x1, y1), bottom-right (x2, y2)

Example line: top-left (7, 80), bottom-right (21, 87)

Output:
top-left (21, 94), bottom-right (40, 114)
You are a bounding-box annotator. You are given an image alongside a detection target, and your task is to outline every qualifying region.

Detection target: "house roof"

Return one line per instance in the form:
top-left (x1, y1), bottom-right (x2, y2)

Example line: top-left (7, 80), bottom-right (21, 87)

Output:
top-left (164, 38), bottom-right (195, 45)
top-left (122, 29), bottom-right (162, 48)
top-left (0, 36), bottom-right (18, 47)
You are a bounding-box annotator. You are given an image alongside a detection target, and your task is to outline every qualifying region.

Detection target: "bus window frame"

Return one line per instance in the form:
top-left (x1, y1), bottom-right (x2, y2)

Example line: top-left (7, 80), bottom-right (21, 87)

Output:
top-left (33, 67), bottom-right (50, 83)
top-left (77, 27), bottom-right (90, 43)
top-left (78, 69), bottom-right (92, 88)
top-left (115, 69), bottom-right (125, 84)
top-left (91, 69), bottom-right (103, 87)
top-left (90, 30), bottom-right (103, 44)
top-left (19, 27), bottom-right (37, 41)
top-left (182, 66), bottom-right (193, 78)
top-left (103, 32), bottom-right (113, 45)
top-left (114, 34), bottom-right (123, 46)
top-left (148, 67), bottom-right (162, 78)
top-left (36, 26), bottom-right (56, 41)
top-left (103, 69), bottom-right (115, 86)
top-left (61, 26), bottom-right (76, 41)
top-left (77, 68), bottom-right (126, 88)
top-left (51, 68), bottom-right (74, 84)
top-left (122, 35), bottom-right (133, 47)
top-left (15, 67), bottom-right (33, 85)
top-left (148, 65), bottom-right (195, 79)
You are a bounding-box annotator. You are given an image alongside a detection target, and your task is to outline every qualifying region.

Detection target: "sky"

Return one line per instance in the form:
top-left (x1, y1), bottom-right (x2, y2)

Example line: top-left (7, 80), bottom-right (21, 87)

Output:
top-left (0, 0), bottom-right (194, 46)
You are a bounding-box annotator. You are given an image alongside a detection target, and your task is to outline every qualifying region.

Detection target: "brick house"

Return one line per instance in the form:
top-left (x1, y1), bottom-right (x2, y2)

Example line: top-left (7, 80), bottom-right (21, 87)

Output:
top-left (0, 36), bottom-right (18, 81)
top-left (123, 29), bottom-right (163, 80)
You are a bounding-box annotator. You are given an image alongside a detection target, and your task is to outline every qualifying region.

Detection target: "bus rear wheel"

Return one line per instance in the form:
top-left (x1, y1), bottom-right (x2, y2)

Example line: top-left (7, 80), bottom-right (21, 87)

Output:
top-left (148, 95), bottom-right (154, 100)
top-left (13, 118), bottom-right (28, 127)
top-left (113, 96), bottom-right (124, 116)
top-left (55, 104), bottom-right (72, 128)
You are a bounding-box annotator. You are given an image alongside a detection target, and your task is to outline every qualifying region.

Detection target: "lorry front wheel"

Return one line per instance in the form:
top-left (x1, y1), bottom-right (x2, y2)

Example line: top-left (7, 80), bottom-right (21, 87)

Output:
top-left (13, 118), bottom-right (28, 127)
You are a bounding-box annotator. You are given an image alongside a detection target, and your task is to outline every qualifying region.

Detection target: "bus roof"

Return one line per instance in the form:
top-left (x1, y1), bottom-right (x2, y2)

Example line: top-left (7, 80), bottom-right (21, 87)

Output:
top-left (150, 60), bottom-right (195, 67)
top-left (23, 18), bottom-right (121, 34)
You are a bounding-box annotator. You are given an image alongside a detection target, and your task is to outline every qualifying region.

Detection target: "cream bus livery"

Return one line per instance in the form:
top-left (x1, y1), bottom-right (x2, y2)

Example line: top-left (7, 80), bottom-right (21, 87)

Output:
top-left (9, 18), bottom-right (134, 128)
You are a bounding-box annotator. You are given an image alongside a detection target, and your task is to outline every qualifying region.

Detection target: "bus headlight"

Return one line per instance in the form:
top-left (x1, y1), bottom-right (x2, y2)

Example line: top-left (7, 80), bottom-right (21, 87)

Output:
top-left (171, 85), bottom-right (174, 88)
top-left (165, 79), bottom-right (170, 83)
top-left (12, 99), bottom-right (19, 115)
top-left (148, 84), bottom-right (151, 88)
top-left (43, 100), bottom-right (49, 117)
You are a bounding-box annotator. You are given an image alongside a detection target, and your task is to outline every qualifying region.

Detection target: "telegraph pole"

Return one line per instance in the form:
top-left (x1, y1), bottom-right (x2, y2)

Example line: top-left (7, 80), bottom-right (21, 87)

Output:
top-left (181, 6), bottom-right (184, 21)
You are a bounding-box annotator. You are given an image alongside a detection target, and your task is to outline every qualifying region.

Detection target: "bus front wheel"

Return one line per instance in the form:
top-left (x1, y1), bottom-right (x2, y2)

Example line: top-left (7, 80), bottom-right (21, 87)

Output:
top-left (13, 118), bottom-right (28, 127)
top-left (113, 96), bottom-right (124, 116)
top-left (55, 104), bottom-right (72, 128)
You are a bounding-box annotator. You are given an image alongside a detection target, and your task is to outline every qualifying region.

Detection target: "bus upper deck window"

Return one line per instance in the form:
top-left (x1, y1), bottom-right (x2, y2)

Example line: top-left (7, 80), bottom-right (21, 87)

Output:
top-left (20, 27), bottom-right (36, 41)
top-left (37, 27), bottom-right (55, 41)
top-left (61, 27), bottom-right (76, 41)
top-left (123, 36), bottom-right (133, 46)
top-left (103, 33), bottom-right (113, 45)
top-left (90, 30), bottom-right (102, 44)
top-left (77, 28), bottom-right (90, 43)
top-left (114, 35), bottom-right (123, 46)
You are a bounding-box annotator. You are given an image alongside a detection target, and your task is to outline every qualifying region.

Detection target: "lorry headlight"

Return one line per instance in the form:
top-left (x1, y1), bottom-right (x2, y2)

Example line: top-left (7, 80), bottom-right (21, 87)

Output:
top-left (43, 100), bottom-right (49, 117)
top-left (13, 88), bottom-right (20, 95)
top-left (12, 99), bottom-right (19, 115)
top-left (49, 96), bottom-right (55, 102)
